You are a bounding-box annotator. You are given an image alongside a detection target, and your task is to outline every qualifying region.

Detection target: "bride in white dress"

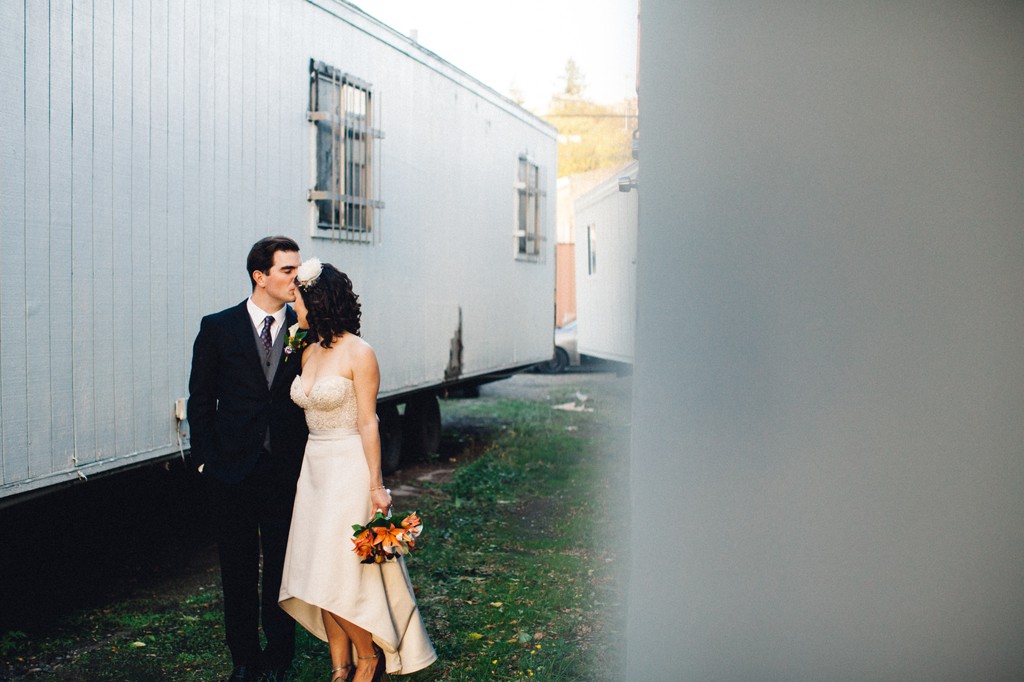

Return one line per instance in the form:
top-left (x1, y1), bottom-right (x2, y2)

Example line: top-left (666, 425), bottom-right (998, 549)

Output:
top-left (279, 259), bottom-right (436, 682)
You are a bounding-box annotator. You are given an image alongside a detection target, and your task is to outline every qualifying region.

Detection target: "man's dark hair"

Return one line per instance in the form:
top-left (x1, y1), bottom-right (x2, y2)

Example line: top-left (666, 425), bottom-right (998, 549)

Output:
top-left (301, 263), bottom-right (361, 347)
top-left (246, 235), bottom-right (300, 290)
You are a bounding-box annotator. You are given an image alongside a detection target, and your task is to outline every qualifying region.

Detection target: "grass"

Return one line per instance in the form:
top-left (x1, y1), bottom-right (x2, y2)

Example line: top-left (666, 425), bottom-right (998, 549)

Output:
top-left (0, 374), bottom-right (629, 681)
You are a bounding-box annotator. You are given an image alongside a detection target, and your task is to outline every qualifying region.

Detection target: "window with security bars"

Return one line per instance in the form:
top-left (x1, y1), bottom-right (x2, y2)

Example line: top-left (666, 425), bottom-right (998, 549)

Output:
top-left (308, 60), bottom-right (384, 243)
top-left (515, 155), bottom-right (546, 259)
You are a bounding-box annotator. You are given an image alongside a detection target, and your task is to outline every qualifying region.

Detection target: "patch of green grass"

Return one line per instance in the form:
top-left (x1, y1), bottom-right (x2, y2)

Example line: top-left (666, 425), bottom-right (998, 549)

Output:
top-left (0, 631), bottom-right (28, 660)
top-left (1, 585), bottom-right (232, 680)
top-left (1, 378), bottom-right (629, 681)
top-left (396, 395), bottom-right (628, 681)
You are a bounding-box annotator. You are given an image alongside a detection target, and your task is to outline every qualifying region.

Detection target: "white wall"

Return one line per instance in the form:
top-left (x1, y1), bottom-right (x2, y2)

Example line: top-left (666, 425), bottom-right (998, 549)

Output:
top-left (629, 2), bottom-right (1024, 678)
top-left (574, 162), bottom-right (637, 363)
top-left (0, 0), bottom-right (556, 497)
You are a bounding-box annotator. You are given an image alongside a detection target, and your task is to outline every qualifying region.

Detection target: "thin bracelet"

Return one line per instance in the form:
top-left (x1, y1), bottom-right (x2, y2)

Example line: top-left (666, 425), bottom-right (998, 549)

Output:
top-left (370, 485), bottom-right (385, 491)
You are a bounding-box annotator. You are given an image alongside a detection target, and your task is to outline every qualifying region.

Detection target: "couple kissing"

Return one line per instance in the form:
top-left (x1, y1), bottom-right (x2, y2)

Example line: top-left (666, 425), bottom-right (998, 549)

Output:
top-left (188, 236), bottom-right (435, 682)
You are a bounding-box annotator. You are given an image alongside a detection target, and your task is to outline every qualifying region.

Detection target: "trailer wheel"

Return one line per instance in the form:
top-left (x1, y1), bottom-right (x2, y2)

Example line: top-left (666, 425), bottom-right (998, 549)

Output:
top-left (403, 394), bottom-right (442, 460)
top-left (378, 403), bottom-right (404, 474)
top-left (538, 347), bottom-right (569, 374)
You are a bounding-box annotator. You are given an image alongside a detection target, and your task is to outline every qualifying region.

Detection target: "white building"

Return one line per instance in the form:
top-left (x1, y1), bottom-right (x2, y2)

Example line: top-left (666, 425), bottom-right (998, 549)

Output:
top-left (574, 161), bottom-right (638, 364)
top-left (0, 0), bottom-right (557, 501)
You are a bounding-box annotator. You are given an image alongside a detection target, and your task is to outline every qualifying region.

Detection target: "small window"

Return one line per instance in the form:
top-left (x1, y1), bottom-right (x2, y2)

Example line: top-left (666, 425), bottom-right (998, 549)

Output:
top-left (308, 60), bottom-right (384, 243)
top-left (587, 223), bottom-right (597, 275)
top-left (515, 155), bottom-right (546, 260)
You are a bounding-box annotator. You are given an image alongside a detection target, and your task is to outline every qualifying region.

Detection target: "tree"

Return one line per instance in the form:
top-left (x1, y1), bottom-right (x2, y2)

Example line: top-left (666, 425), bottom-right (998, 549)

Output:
top-left (560, 58), bottom-right (587, 98)
top-left (544, 60), bottom-right (636, 177)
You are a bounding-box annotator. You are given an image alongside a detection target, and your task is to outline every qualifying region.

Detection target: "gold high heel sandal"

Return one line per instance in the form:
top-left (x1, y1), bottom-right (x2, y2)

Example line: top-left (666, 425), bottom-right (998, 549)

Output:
top-left (330, 663), bottom-right (353, 682)
top-left (356, 645), bottom-right (387, 682)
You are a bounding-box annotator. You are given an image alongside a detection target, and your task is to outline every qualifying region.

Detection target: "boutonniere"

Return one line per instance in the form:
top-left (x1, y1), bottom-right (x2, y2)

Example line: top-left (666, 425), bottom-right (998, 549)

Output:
top-left (283, 323), bottom-right (308, 361)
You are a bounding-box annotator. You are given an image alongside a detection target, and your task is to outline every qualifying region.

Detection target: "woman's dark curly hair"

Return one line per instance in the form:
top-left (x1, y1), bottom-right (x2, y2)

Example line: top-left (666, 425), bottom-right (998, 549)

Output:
top-left (299, 263), bottom-right (361, 348)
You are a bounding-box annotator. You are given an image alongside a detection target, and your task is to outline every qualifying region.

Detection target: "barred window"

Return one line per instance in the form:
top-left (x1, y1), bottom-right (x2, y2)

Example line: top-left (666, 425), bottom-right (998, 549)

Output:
top-left (515, 155), bottom-right (546, 260)
top-left (308, 60), bottom-right (384, 243)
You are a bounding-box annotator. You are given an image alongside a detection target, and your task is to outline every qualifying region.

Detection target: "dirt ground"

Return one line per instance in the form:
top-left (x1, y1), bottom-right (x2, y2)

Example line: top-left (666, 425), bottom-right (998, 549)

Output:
top-left (0, 368), bottom-right (632, 642)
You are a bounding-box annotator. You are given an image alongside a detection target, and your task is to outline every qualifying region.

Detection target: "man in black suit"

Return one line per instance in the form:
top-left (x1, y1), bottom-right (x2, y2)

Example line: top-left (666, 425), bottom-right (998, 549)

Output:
top-left (188, 236), bottom-right (309, 682)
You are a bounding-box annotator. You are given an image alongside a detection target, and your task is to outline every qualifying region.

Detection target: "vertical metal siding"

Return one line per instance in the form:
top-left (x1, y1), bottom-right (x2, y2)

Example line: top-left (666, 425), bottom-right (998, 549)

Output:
top-left (49, 0), bottom-right (75, 476)
top-left (211, 0), bottom-right (231, 303)
top-left (252, 0), bottom-right (268, 240)
top-left (180, 0), bottom-right (202, 337)
top-left (149, 0), bottom-right (170, 452)
top-left (71, 0), bottom-right (97, 465)
top-left (195, 0), bottom-right (217, 317)
top-left (0, 1), bottom-right (28, 485)
top-left (91, 0), bottom-right (117, 463)
top-left (26, 0), bottom-right (54, 476)
top-left (133, 0), bottom-right (154, 450)
top-left (166, 0), bottom-right (188, 435)
top-left (1, 0), bottom-right (557, 497)
top-left (110, 0), bottom-right (133, 457)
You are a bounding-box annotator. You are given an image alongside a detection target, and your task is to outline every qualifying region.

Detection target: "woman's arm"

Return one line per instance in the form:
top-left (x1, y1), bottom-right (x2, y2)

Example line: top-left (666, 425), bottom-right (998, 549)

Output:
top-left (351, 340), bottom-right (392, 512)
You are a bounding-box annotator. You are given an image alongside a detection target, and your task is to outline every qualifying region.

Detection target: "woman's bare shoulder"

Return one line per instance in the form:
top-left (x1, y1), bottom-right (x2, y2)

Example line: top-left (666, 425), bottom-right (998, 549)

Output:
top-left (342, 334), bottom-right (377, 364)
top-left (341, 333), bottom-right (371, 352)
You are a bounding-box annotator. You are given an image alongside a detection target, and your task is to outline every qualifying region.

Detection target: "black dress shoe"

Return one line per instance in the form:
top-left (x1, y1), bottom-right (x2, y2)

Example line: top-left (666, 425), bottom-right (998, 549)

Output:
top-left (227, 665), bottom-right (257, 682)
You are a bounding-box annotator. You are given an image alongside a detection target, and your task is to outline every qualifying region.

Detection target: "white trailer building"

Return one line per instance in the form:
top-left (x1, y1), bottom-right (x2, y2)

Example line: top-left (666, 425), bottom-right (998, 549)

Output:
top-left (573, 161), bottom-right (637, 365)
top-left (0, 0), bottom-right (556, 503)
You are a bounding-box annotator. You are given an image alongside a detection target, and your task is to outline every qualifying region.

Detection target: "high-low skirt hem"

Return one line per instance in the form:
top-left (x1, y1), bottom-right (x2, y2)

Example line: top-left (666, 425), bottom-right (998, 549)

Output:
top-left (279, 426), bottom-right (436, 675)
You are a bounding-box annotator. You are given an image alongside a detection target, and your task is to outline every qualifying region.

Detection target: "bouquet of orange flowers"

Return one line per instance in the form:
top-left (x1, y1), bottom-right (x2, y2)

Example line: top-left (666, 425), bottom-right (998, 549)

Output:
top-left (351, 511), bottom-right (423, 564)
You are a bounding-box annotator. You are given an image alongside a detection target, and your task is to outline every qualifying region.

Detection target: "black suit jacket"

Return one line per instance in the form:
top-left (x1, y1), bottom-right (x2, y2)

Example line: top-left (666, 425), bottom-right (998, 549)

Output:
top-left (187, 300), bottom-right (308, 485)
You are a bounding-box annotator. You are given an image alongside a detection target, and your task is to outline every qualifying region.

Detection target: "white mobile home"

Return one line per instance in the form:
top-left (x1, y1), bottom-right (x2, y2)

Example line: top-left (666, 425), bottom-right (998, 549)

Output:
top-left (574, 161), bottom-right (637, 364)
top-left (0, 0), bottom-right (556, 502)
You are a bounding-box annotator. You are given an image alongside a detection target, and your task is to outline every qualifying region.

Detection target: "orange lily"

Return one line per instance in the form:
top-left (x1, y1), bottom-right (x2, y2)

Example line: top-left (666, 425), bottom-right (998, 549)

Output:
top-left (372, 523), bottom-right (404, 551)
top-left (401, 513), bottom-right (423, 541)
top-left (352, 529), bottom-right (376, 560)
top-left (354, 541), bottom-right (375, 561)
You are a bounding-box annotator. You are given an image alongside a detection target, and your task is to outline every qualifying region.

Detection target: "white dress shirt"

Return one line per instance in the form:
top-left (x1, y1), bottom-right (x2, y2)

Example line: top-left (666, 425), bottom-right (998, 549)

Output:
top-left (246, 298), bottom-right (287, 345)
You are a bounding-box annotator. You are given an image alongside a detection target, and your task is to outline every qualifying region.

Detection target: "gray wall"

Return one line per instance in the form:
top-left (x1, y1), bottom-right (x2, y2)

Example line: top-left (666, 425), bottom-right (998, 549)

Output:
top-left (629, 2), bottom-right (1024, 678)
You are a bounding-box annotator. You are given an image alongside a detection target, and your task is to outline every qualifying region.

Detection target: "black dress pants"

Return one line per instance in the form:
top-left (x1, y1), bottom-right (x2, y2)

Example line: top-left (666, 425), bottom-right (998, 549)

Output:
top-left (207, 451), bottom-right (297, 670)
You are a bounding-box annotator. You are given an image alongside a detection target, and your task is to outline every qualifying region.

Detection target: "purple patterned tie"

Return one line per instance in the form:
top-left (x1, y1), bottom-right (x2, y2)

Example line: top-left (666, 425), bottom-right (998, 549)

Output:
top-left (260, 315), bottom-right (274, 355)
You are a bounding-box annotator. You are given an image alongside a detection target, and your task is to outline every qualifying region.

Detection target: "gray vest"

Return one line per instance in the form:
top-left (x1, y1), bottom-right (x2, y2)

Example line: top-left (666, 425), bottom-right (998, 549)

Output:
top-left (253, 322), bottom-right (287, 451)
top-left (253, 322), bottom-right (286, 386)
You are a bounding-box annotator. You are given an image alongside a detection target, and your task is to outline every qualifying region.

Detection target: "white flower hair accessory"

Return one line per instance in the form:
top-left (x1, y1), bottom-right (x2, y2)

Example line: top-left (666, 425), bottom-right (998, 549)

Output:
top-left (296, 257), bottom-right (323, 289)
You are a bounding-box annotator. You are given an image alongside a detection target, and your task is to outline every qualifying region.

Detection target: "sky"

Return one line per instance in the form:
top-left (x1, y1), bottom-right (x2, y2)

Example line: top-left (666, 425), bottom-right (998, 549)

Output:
top-left (352, 0), bottom-right (638, 113)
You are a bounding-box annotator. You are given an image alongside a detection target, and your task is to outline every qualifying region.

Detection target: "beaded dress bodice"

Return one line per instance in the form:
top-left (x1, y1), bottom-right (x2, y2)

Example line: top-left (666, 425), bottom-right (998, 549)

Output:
top-left (290, 375), bottom-right (358, 431)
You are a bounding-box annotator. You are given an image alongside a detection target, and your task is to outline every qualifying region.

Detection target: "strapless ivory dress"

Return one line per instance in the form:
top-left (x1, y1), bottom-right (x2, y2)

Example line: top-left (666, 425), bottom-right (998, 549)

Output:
top-left (279, 375), bottom-right (436, 675)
